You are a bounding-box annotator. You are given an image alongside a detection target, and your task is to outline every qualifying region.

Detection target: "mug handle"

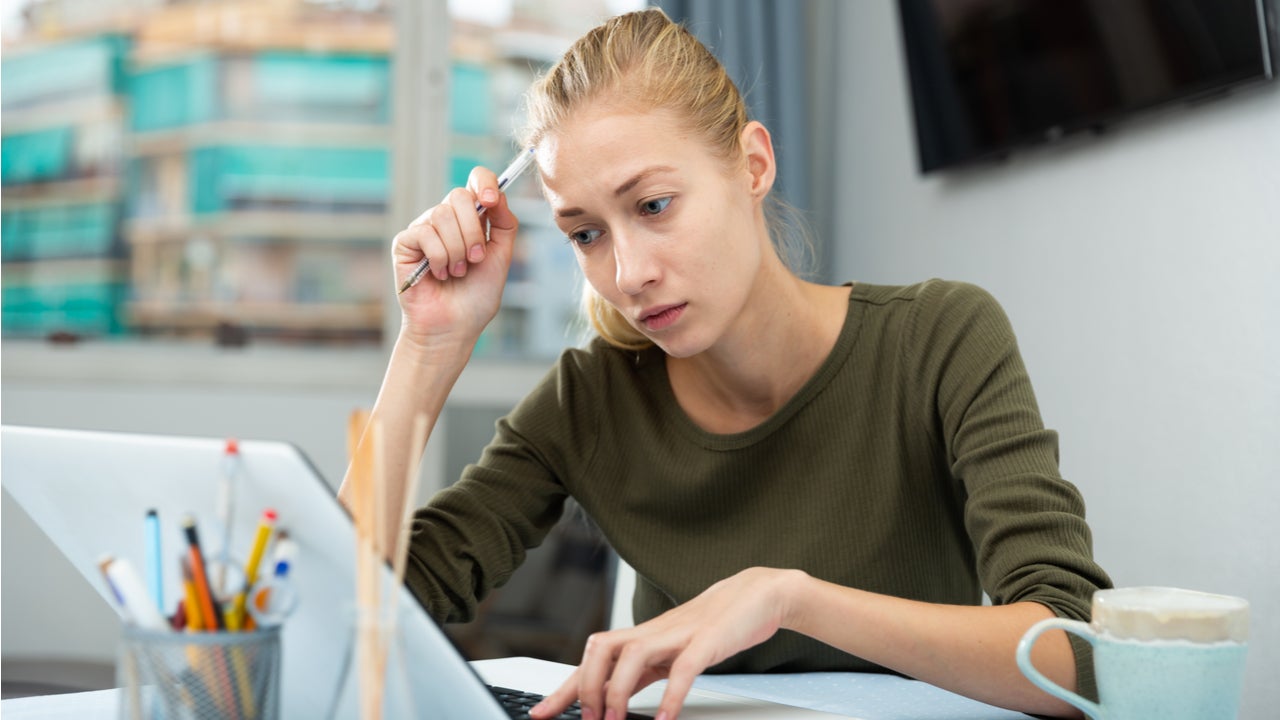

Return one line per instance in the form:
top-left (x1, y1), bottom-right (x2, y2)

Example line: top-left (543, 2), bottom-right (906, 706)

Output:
top-left (1016, 617), bottom-right (1103, 720)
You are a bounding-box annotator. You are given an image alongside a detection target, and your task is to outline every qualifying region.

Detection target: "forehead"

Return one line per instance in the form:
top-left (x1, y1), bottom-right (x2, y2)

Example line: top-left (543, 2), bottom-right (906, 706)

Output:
top-left (537, 105), bottom-right (706, 205)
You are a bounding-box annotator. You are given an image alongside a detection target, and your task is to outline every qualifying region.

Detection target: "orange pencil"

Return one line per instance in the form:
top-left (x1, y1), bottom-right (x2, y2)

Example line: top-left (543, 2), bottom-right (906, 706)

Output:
top-left (181, 557), bottom-right (206, 632)
top-left (181, 515), bottom-right (224, 630)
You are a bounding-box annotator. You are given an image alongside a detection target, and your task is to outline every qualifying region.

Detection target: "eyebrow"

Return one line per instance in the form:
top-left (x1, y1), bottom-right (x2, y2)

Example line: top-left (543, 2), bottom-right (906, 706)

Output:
top-left (554, 165), bottom-right (678, 219)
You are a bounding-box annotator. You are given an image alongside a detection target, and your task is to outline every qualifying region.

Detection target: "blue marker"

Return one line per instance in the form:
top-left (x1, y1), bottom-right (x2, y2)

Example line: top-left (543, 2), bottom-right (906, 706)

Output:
top-left (144, 509), bottom-right (164, 613)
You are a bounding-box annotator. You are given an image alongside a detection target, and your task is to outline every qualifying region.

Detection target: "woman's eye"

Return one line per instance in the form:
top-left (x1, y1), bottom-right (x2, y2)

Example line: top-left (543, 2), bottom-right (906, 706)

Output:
top-left (568, 228), bottom-right (602, 247)
top-left (640, 196), bottom-right (672, 216)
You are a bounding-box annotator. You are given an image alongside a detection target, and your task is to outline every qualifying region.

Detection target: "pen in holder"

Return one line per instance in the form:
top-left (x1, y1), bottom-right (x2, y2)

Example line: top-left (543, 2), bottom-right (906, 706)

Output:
top-left (117, 624), bottom-right (282, 720)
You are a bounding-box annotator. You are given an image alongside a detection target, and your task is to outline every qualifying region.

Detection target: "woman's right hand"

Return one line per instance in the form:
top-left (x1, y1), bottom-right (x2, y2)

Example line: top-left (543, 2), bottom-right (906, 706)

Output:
top-left (393, 165), bottom-right (521, 352)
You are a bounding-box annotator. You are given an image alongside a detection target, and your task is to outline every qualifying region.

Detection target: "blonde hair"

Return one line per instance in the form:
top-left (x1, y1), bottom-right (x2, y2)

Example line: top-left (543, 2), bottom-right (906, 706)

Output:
top-left (521, 8), bottom-right (812, 350)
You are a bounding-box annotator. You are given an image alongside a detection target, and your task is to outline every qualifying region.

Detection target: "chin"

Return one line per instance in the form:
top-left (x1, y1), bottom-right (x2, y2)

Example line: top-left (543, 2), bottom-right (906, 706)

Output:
top-left (648, 331), bottom-right (712, 359)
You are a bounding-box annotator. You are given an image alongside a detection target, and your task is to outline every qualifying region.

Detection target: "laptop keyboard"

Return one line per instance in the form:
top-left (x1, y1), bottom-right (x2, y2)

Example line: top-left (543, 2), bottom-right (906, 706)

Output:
top-left (488, 685), bottom-right (654, 720)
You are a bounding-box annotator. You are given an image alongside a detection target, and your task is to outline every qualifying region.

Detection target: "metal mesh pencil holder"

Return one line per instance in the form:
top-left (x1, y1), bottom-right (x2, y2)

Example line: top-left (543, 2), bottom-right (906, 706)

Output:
top-left (117, 625), bottom-right (282, 720)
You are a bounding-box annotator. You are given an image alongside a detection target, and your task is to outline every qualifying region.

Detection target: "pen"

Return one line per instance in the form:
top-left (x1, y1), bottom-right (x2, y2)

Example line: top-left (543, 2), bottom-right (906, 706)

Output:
top-left (397, 146), bottom-right (537, 294)
top-left (215, 438), bottom-right (242, 597)
top-left (269, 531), bottom-right (297, 581)
top-left (182, 515), bottom-right (225, 631)
top-left (144, 509), bottom-right (164, 613)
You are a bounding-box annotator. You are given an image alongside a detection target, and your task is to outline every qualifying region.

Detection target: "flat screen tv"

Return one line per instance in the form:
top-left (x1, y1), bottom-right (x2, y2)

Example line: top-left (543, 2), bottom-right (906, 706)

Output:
top-left (898, 0), bottom-right (1276, 173)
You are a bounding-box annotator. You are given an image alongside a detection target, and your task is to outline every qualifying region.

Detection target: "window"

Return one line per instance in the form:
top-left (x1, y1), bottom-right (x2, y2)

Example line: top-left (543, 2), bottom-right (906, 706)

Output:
top-left (1, 0), bottom-right (640, 359)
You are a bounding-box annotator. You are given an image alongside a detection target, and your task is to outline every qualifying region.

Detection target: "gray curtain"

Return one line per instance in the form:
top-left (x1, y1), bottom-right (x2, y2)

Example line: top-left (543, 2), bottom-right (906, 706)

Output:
top-left (656, 0), bottom-right (812, 224)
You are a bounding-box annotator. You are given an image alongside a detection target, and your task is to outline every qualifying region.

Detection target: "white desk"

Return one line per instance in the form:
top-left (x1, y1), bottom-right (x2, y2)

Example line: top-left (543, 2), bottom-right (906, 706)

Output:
top-left (1, 657), bottom-right (1031, 720)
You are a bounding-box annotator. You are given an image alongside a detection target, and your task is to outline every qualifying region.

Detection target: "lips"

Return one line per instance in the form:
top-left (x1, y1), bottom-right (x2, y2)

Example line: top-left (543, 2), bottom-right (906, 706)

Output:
top-left (639, 303), bottom-right (686, 331)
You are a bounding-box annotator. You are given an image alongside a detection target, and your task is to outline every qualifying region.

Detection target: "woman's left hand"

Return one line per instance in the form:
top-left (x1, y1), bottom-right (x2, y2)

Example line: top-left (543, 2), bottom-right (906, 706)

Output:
top-left (529, 567), bottom-right (807, 720)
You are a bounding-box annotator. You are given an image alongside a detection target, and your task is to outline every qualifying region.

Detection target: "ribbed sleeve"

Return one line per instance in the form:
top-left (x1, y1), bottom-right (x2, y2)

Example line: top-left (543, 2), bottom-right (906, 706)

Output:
top-left (903, 281), bottom-right (1109, 698)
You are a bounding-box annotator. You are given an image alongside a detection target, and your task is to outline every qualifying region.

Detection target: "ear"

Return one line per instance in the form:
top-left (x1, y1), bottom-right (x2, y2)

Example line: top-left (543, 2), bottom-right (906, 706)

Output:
top-left (739, 120), bottom-right (776, 201)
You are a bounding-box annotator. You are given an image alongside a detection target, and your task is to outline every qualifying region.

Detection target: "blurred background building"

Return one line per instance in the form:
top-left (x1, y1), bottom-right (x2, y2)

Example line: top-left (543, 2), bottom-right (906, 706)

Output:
top-left (2, 0), bottom-right (626, 356)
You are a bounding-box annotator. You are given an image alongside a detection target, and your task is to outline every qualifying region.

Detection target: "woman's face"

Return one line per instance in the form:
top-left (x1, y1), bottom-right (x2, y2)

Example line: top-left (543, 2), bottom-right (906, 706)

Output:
top-left (539, 105), bottom-right (769, 358)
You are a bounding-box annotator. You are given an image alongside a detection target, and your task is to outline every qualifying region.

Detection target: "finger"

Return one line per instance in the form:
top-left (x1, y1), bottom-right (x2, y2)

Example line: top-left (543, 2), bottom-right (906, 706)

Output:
top-left (466, 191), bottom-right (518, 279)
top-left (530, 669), bottom-right (582, 719)
top-left (396, 206), bottom-right (455, 283)
top-left (469, 164), bottom-right (522, 252)
top-left (391, 226), bottom-right (426, 265)
top-left (467, 165), bottom-right (500, 205)
top-left (405, 213), bottom-right (453, 283)
top-left (606, 640), bottom-right (665, 720)
top-left (634, 667), bottom-right (668, 694)
top-left (483, 186), bottom-right (519, 241)
top-left (466, 166), bottom-right (501, 263)
top-left (439, 188), bottom-right (482, 278)
top-left (392, 223), bottom-right (448, 285)
top-left (577, 631), bottom-right (624, 719)
top-left (655, 650), bottom-right (711, 720)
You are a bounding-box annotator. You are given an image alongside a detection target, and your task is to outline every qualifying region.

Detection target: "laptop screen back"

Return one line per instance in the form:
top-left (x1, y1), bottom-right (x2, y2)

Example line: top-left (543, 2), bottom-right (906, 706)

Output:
top-left (2, 425), bottom-right (508, 719)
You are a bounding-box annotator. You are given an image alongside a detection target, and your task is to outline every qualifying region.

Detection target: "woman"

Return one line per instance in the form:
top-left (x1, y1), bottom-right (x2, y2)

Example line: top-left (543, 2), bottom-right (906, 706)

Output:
top-left (339, 8), bottom-right (1109, 720)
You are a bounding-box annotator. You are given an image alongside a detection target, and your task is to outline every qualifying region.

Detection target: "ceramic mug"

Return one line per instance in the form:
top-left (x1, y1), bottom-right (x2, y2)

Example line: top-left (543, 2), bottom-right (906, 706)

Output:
top-left (1017, 587), bottom-right (1249, 720)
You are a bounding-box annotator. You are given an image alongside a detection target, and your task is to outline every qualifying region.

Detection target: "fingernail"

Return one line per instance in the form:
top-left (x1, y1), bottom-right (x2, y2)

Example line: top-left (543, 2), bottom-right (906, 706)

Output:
top-left (581, 707), bottom-right (595, 720)
top-left (468, 244), bottom-right (484, 262)
top-left (605, 710), bottom-right (617, 720)
top-left (451, 260), bottom-right (466, 276)
top-left (483, 188), bottom-right (498, 203)
top-left (655, 713), bottom-right (669, 720)
top-left (529, 701), bottom-right (546, 716)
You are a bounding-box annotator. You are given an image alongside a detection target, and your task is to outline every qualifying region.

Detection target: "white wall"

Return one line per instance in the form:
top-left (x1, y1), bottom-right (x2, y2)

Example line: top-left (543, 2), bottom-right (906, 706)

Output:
top-left (834, 3), bottom-right (1279, 718)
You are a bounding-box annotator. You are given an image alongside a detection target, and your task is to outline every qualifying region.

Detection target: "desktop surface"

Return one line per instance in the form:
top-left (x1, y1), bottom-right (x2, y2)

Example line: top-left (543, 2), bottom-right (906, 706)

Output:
top-left (1, 657), bottom-right (1033, 720)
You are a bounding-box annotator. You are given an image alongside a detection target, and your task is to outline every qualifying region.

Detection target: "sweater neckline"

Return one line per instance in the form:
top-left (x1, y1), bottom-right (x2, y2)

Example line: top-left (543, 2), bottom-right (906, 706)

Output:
top-left (647, 285), bottom-right (864, 451)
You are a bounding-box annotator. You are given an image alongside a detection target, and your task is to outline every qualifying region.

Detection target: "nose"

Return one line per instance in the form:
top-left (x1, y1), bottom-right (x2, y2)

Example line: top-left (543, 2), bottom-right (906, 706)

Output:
top-left (612, 230), bottom-right (659, 296)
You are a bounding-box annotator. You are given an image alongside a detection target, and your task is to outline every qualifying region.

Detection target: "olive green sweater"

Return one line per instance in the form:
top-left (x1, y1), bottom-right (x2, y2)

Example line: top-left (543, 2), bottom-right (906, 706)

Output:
top-left (405, 279), bottom-right (1111, 696)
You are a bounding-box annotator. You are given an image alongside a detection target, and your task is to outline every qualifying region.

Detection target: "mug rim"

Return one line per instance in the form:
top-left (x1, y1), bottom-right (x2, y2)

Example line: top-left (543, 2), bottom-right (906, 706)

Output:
top-left (1092, 586), bottom-right (1249, 643)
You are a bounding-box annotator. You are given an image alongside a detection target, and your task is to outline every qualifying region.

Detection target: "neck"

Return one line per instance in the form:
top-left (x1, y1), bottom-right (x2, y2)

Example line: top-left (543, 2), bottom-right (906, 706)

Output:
top-left (667, 263), bottom-right (851, 434)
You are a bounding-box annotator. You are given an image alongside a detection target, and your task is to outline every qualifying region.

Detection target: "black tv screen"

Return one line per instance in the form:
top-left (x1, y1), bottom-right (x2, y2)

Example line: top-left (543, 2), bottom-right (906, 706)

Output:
top-left (898, 0), bottom-right (1275, 173)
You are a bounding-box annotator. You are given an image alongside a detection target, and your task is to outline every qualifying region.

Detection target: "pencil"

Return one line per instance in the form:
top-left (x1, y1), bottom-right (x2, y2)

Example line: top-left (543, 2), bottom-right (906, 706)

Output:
top-left (181, 557), bottom-right (206, 632)
top-left (181, 515), bottom-right (224, 631)
top-left (227, 508), bottom-right (277, 632)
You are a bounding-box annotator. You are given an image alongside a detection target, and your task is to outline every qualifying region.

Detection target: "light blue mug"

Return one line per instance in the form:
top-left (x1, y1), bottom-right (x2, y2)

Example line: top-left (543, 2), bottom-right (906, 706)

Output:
top-left (1017, 587), bottom-right (1249, 720)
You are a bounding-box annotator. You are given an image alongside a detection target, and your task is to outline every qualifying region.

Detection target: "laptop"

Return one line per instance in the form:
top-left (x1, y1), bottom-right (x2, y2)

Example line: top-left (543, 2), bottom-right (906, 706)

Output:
top-left (2, 425), bottom-right (848, 719)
